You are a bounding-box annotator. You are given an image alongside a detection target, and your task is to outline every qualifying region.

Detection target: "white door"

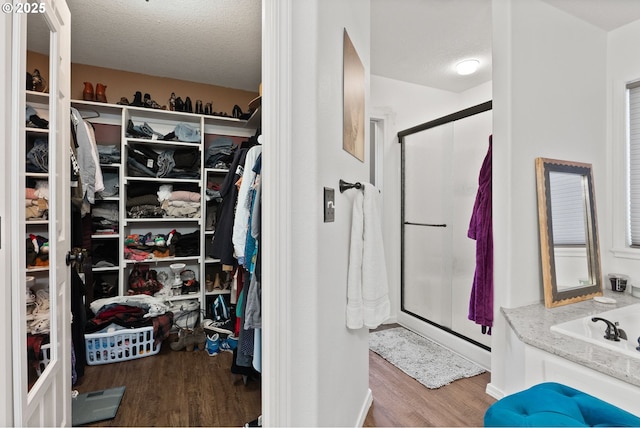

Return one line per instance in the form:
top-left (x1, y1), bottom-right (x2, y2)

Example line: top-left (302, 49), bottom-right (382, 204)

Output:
top-left (10, 0), bottom-right (72, 425)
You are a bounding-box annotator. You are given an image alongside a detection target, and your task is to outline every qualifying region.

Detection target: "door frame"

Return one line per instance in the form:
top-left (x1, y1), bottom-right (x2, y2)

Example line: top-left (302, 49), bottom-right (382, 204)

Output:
top-left (8, 0), bottom-right (72, 425)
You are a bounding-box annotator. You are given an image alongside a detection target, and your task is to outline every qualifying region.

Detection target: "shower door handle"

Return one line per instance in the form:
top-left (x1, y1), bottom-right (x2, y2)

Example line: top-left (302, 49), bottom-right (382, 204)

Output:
top-left (404, 221), bottom-right (447, 227)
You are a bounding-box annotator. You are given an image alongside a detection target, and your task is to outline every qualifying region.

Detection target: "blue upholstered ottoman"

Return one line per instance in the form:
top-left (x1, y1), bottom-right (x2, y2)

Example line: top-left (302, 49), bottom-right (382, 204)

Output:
top-left (484, 382), bottom-right (640, 427)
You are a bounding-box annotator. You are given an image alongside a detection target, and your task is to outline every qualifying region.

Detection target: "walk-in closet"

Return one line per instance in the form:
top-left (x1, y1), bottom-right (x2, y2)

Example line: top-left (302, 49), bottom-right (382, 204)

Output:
top-left (18, 2), bottom-right (264, 426)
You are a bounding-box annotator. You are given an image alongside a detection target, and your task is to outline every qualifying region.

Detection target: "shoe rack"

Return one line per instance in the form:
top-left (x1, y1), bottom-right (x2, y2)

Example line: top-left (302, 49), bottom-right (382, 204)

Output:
top-left (64, 95), bottom-right (260, 320)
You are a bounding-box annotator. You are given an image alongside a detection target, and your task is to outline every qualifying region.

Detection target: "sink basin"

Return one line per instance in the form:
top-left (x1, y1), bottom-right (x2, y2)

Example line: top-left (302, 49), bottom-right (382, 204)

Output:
top-left (550, 303), bottom-right (640, 358)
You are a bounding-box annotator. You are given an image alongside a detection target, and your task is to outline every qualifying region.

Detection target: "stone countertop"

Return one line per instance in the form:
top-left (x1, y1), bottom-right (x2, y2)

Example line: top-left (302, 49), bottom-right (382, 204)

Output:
top-left (502, 289), bottom-right (640, 387)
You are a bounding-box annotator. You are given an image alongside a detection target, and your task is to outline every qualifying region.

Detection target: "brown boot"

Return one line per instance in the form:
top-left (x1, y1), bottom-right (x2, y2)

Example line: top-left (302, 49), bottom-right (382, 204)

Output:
top-left (170, 329), bottom-right (192, 351)
top-left (82, 82), bottom-right (94, 101)
top-left (95, 83), bottom-right (108, 103)
top-left (187, 327), bottom-right (206, 351)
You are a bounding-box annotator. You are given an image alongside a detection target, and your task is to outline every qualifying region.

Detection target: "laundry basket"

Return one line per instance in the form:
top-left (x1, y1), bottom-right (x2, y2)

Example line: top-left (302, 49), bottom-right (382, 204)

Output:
top-left (36, 343), bottom-right (51, 376)
top-left (85, 326), bottom-right (159, 365)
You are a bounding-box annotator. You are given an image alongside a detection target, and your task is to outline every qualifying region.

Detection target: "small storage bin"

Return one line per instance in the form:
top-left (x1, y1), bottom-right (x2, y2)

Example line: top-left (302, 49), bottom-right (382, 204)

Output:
top-left (85, 326), bottom-right (159, 365)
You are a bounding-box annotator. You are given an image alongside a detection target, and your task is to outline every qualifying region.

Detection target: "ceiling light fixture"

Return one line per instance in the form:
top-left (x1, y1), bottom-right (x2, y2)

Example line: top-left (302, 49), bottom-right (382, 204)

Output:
top-left (456, 59), bottom-right (480, 76)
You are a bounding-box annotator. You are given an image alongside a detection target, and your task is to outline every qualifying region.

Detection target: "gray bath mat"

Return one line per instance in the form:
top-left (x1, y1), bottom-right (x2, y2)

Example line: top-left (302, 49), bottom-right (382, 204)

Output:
top-left (369, 327), bottom-right (485, 389)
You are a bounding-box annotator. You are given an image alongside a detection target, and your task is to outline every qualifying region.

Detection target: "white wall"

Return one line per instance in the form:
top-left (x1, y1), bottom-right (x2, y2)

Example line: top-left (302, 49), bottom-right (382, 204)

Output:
top-left (491, 0), bottom-right (608, 396)
top-left (276, 0), bottom-right (373, 425)
top-left (605, 19), bottom-right (640, 286)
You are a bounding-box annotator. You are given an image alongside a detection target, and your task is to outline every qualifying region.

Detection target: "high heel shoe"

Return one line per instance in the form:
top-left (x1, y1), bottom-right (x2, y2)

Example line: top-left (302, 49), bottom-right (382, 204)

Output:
top-left (169, 92), bottom-right (176, 111)
top-left (184, 97), bottom-right (193, 113)
top-left (195, 100), bottom-right (203, 115)
top-left (204, 102), bottom-right (212, 115)
top-left (175, 97), bottom-right (184, 112)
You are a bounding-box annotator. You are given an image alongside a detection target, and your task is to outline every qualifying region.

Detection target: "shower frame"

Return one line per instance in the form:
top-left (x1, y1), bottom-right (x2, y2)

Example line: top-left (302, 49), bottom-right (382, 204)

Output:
top-left (398, 100), bottom-right (492, 351)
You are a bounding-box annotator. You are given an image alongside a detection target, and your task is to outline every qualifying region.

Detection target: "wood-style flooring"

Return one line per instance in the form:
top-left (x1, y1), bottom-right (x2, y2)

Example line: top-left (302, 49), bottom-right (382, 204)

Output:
top-left (74, 331), bottom-right (495, 427)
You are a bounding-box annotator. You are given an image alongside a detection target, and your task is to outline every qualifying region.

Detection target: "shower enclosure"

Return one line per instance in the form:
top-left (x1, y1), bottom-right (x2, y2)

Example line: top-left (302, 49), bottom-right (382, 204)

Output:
top-left (399, 102), bottom-right (492, 358)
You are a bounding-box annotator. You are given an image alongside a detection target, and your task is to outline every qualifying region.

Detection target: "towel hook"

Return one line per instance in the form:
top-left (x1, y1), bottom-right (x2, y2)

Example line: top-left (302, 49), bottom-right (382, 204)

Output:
top-left (339, 179), bottom-right (362, 193)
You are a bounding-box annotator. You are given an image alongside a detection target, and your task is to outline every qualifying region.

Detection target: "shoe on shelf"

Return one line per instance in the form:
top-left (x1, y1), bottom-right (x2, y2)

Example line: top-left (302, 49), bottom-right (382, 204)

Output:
top-left (219, 335), bottom-right (238, 353)
top-left (203, 318), bottom-right (233, 337)
top-left (204, 102), bottom-right (212, 115)
top-left (130, 91), bottom-right (144, 107)
top-left (117, 97), bottom-right (130, 105)
top-left (95, 83), bottom-right (108, 103)
top-left (175, 97), bottom-right (184, 112)
top-left (82, 82), bottom-right (94, 101)
top-left (184, 96), bottom-right (193, 113)
top-left (206, 333), bottom-right (220, 356)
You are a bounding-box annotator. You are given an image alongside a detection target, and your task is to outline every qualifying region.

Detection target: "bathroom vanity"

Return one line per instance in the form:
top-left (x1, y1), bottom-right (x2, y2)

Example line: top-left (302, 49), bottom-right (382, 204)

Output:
top-left (502, 290), bottom-right (640, 415)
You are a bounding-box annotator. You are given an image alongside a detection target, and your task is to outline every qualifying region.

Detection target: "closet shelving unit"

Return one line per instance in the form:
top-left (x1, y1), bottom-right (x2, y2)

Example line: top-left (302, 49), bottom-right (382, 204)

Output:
top-left (24, 90), bottom-right (52, 383)
top-left (68, 95), bottom-right (259, 319)
top-left (25, 90), bottom-right (51, 278)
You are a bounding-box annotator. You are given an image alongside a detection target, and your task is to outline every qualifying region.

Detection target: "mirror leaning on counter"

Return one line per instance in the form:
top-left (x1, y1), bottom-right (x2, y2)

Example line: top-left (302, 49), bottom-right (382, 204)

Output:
top-left (535, 157), bottom-right (603, 308)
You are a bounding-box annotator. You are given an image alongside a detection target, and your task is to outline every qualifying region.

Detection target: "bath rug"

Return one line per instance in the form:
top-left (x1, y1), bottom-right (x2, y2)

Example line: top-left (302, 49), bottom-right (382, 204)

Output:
top-left (369, 327), bottom-right (485, 389)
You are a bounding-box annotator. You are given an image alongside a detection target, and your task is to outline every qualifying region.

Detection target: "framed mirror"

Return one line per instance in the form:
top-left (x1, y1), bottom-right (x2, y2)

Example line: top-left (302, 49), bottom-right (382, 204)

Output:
top-left (535, 158), bottom-right (603, 308)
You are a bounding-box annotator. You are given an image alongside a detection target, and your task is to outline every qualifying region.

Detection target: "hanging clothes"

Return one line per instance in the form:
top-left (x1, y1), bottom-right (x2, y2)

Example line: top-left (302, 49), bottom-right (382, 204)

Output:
top-left (468, 136), bottom-right (493, 335)
top-left (70, 107), bottom-right (104, 216)
top-left (211, 145), bottom-right (250, 265)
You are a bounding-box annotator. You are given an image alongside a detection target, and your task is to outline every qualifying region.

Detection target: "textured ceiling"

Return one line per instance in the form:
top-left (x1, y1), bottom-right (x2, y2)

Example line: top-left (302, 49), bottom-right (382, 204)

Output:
top-left (28, 0), bottom-right (263, 92)
top-left (25, 1), bottom-right (640, 94)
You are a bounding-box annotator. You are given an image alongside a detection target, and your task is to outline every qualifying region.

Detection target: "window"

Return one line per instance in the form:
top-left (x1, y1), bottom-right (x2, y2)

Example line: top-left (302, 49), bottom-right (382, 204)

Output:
top-left (628, 82), bottom-right (640, 246)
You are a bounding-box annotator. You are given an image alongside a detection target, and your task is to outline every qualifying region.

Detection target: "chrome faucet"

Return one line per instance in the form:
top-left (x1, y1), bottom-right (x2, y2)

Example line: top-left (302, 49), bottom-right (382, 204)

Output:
top-left (591, 317), bottom-right (627, 341)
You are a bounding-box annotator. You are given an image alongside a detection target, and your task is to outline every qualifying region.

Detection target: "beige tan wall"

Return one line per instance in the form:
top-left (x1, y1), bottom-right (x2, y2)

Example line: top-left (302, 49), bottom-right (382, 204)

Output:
top-left (27, 51), bottom-right (258, 116)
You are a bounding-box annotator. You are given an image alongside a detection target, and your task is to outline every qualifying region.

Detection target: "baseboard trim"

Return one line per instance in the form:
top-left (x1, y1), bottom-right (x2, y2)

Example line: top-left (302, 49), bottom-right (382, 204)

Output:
top-left (355, 388), bottom-right (373, 427)
top-left (485, 382), bottom-right (504, 401)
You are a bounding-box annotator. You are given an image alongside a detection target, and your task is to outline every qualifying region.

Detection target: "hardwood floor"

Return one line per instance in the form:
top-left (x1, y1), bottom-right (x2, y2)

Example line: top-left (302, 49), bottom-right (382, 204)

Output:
top-left (365, 351), bottom-right (495, 427)
top-left (74, 331), bottom-right (495, 427)
top-left (74, 342), bottom-right (262, 427)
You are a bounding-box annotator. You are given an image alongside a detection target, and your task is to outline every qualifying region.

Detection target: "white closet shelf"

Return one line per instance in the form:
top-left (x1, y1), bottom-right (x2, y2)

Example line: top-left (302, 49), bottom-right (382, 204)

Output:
top-left (124, 255), bottom-right (200, 265)
top-left (95, 196), bottom-right (119, 202)
top-left (124, 176), bottom-right (201, 184)
top-left (26, 220), bottom-right (48, 225)
top-left (26, 173), bottom-right (48, 179)
top-left (124, 137), bottom-right (200, 148)
top-left (92, 266), bottom-right (119, 273)
top-left (91, 233), bottom-right (119, 239)
top-left (125, 217), bottom-right (200, 224)
top-left (205, 168), bottom-right (230, 174)
top-left (26, 266), bottom-right (49, 273)
top-left (26, 90), bottom-right (49, 104)
top-left (204, 257), bottom-right (221, 264)
top-left (205, 289), bottom-right (231, 296)
top-left (25, 127), bottom-right (49, 134)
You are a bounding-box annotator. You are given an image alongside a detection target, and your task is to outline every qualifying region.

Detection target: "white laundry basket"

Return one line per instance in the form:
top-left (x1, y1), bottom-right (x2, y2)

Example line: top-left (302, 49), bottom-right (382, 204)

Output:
top-left (85, 326), bottom-right (159, 365)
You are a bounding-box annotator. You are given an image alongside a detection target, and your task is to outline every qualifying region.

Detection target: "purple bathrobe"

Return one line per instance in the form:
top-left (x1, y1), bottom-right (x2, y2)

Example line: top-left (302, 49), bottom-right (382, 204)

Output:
top-left (468, 137), bottom-right (493, 335)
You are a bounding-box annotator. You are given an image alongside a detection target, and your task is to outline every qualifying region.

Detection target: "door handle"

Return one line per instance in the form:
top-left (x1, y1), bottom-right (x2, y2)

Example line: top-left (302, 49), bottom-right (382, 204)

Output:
top-left (65, 248), bottom-right (85, 266)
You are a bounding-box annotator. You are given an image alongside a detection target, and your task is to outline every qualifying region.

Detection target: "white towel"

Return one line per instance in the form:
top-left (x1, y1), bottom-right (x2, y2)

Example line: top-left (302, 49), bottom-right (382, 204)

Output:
top-left (346, 183), bottom-right (391, 329)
